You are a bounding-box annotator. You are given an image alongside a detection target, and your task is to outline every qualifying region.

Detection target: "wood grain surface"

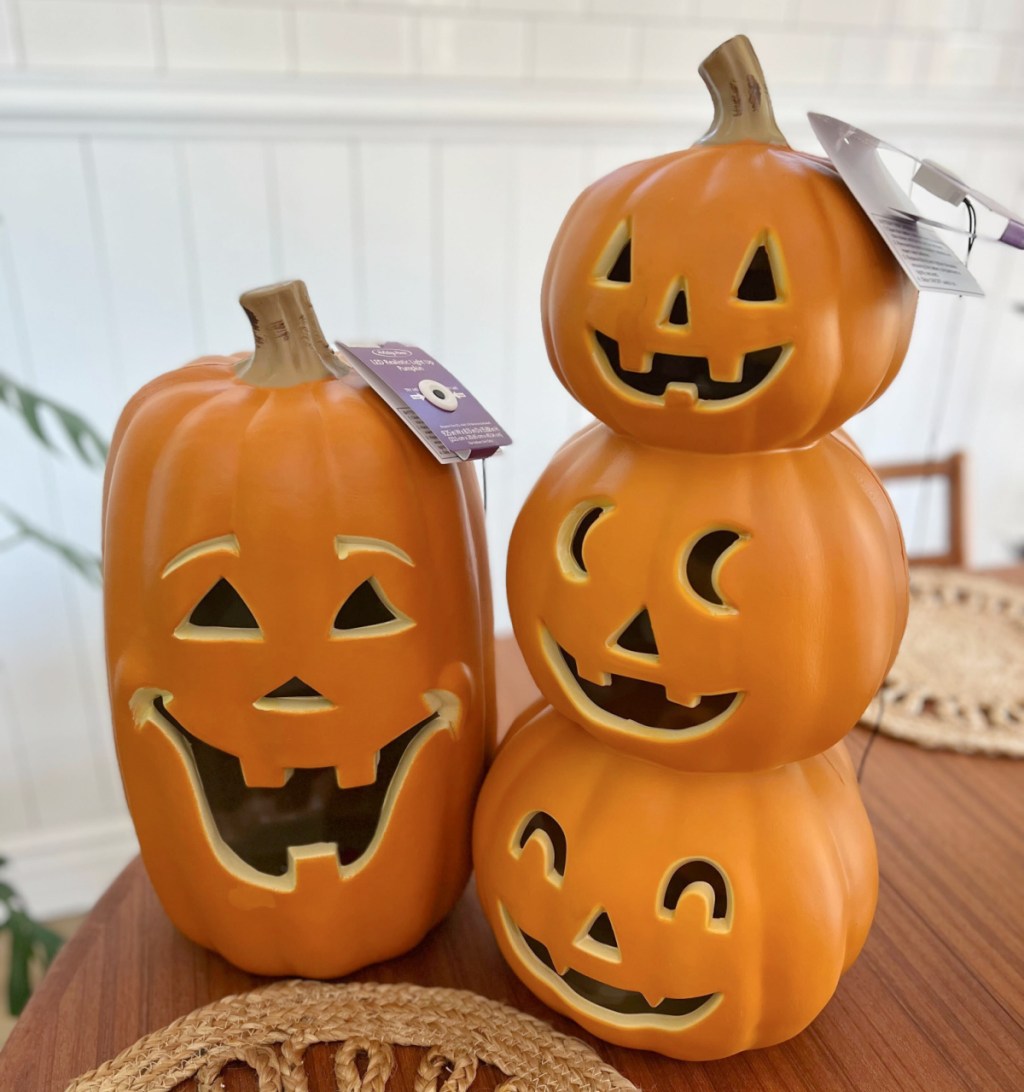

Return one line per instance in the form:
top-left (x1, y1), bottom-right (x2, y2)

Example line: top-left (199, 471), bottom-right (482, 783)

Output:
top-left (1, 637), bottom-right (1022, 1092)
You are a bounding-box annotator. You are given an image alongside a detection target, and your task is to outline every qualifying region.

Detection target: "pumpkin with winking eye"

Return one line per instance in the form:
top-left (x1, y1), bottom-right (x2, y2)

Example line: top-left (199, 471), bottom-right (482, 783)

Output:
top-left (473, 706), bottom-right (877, 1060)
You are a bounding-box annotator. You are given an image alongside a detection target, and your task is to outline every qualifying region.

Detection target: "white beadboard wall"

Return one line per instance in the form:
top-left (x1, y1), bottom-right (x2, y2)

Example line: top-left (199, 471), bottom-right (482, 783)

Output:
top-left (0, 0), bottom-right (1022, 917)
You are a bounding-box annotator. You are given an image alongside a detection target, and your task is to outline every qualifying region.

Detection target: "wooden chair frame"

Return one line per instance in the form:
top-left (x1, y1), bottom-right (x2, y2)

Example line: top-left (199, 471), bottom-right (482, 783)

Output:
top-left (874, 452), bottom-right (967, 568)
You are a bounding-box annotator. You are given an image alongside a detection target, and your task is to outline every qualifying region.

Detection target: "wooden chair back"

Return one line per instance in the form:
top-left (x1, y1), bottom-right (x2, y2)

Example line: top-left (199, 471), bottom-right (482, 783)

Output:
top-left (874, 452), bottom-right (967, 568)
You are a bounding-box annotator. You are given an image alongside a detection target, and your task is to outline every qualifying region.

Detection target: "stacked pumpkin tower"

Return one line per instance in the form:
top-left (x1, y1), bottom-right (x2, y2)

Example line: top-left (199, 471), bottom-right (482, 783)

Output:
top-left (473, 37), bottom-right (917, 1061)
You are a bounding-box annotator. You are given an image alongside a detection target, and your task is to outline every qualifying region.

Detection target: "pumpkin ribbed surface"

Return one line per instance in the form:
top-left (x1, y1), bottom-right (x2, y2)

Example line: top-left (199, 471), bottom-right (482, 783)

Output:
top-left (473, 708), bottom-right (877, 1061)
top-left (104, 351), bottom-right (492, 978)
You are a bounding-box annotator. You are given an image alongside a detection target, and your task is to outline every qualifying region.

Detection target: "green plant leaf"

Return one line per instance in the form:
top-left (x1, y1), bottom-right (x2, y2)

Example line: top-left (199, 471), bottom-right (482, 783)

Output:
top-left (0, 371), bottom-right (108, 468)
top-left (0, 872), bottom-right (64, 1015)
top-left (0, 506), bottom-right (101, 584)
top-left (7, 914), bottom-right (32, 1016)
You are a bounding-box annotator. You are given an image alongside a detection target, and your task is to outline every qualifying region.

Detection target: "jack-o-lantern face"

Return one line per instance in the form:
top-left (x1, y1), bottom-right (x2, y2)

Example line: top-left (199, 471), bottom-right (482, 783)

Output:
top-left (128, 529), bottom-right (464, 884)
top-left (541, 41), bottom-right (917, 452)
top-left (104, 283), bottom-right (492, 977)
top-left (508, 424), bottom-right (907, 771)
top-left (473, 708), bottom-right (877, 1060)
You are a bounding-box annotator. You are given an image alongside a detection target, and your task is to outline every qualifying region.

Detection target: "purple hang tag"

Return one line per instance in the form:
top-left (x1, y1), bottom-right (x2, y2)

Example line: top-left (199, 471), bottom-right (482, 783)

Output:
top-left (1000, 220), bottom-right (1024, 250)
top-left (335, 341), bottom-right (512, 464)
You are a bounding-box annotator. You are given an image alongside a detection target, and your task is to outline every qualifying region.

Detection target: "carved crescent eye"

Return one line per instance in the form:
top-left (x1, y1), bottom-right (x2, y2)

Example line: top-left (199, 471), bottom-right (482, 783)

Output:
top-left (516, 811), bottom-right (567, 881)
top-left (558, 502), bottom-right (612, 579)
top-left (661, 859), bottom-right (730, 923)
top-left (682, 528), bottom-right (748, 614)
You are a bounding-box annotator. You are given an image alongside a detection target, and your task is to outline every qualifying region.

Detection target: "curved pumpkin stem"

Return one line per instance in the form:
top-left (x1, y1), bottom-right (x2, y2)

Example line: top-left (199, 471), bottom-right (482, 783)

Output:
top-left (696, 35), bottom-right (789, 148)
top-left (236, 280), bottom-right (337, 388)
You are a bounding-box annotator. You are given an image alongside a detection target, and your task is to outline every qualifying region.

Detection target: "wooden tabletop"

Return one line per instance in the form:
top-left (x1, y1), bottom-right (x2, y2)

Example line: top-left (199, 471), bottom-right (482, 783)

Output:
top-left (2, 635), bottom-right (1023, 1092)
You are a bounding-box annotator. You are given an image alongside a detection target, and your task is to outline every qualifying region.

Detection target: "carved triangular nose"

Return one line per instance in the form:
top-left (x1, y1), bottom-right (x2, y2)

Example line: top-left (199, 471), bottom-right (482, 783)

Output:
top-left (616, 608), bottom-right (658, 656)
top-left (263, 676), bottom-right (322, 700)
top-left (587, 911), bottom-right (619, 950)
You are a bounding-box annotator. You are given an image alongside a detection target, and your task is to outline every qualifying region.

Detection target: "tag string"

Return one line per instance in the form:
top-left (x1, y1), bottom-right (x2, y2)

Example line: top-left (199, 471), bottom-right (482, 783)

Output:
top-left (964, 196), bottom-right (978, 262)
top-left (481, 459), bottom-right (488, 514)
top-left (857, 689), bottom-right (886, 783)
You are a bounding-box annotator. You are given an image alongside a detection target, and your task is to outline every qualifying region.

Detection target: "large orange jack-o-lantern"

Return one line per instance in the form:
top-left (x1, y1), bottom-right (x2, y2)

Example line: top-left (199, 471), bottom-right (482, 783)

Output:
top-left (507, 422), bottom-right (907, 771)
top-left (473, 706), bottom-right (877, 1061)
top-left (103, 281), bottom-right (493, 977)
top-left (541, 36), bottom-right (917, 453)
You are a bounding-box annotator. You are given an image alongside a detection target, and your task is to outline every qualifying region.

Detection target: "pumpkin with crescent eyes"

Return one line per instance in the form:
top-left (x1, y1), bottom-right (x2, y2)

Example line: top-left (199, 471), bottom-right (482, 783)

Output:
top-left (541, 35), bottom-right (917, 453)
top-left (507, 421), bottom-right (907, 771)
top-left (473, 706), bottom-right (877, 1060)
top-left (103, 280), bottom-right (493, 977)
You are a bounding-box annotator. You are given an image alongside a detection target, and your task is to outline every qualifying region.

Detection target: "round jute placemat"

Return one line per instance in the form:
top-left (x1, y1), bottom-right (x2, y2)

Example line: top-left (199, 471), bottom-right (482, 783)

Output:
top-left (65, 979), bottom-right (637, 1092)
top-left (866, 567), bottom-right (1024, 757)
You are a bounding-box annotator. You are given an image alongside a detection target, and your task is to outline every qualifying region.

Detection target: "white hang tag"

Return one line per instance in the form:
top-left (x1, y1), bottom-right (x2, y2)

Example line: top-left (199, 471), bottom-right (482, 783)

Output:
top-left (808, 112), bottom-right (984, 297)
top-left (907, 158), bottom-right (1024, 249)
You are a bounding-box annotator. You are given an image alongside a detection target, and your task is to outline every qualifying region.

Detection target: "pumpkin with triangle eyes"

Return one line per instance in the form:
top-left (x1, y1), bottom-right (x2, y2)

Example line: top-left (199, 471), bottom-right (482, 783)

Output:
top-left (473, 706), bottom-right (877, 1060)
top-left (541, 36), bottom-right (917, 453)
top-left (507, 422), bottom-right (907, 771)
top-left (103, 281), bottom-right (493, 977)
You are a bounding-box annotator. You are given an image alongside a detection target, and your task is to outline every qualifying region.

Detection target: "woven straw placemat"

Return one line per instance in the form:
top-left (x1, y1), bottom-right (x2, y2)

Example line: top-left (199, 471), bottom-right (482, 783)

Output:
top-left (66, 979), bottom-right (637, 1092)
top-left (867, 567), bottom-right (1024, 757)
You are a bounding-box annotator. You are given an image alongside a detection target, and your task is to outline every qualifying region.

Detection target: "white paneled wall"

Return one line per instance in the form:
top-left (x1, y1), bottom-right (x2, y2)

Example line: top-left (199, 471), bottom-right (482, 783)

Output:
top-left (0, 0), bottom-right (1022, 916)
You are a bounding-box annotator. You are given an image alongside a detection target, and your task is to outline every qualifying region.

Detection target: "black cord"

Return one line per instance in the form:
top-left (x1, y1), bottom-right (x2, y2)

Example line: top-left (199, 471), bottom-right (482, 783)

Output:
top-left (481, 458), bottom-right (488, 513)
top-left (964, 196), bottom-right (978, 262)
top-left (857, 690), bottom-right (886, 783)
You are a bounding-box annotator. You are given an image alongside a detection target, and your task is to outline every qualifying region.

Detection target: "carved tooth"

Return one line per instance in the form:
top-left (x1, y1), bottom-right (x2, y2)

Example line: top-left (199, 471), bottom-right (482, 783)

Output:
top-left (641, 991), bottom-right (665, 1009)
top-left (289, 843), bottom-right (342, 883)
top-left (335, 751), bottom-right (380, 790)
top-left (573, 657), bottom-right (612, 687)
top-left (664, 385), bottom-right (698, 406)
top-left (238, 756), bottom-right (292, 789)
top-left (665, 683), bottom-right (702, 709)
top-left (708, 351), bottom-right (744, 383)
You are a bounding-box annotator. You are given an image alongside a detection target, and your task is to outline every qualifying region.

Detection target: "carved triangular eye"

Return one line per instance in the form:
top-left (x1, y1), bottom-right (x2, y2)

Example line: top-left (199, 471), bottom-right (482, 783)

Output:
top-left (189, 578), bottom-right (259, 629)
top-left (616, 608), bottom-right (658, 656)
top-left (334, 579), bottom-right (397, 631)
top-left (736, 244), bottom-right (777, 301)
top-left (667, 288), bottom-right (689, 325)
top-left (606, 238), bottom-right (631, 283)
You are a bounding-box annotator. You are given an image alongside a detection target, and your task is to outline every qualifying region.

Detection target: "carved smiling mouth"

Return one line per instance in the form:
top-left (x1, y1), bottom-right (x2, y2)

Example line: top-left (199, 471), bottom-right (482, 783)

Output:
top-left (542, 630), bottom-right (741, 738)
top-left (594, 330), bottom-right (787, 404)
top-left (133, 690), bottom-right (457, 883)
top-left (500, 905), bottom-right (720, 1028)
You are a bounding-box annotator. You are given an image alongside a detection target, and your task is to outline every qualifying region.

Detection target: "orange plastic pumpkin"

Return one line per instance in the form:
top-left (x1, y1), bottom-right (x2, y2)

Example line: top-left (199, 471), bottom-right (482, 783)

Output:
top-left (103, 281), bottom-right (493, 977)
top-left (507, 422), bottom-right (907, 771)
top-left (473, 706), bottom-right (877, 1061)
top-left (541, 36), bottom-right (917, 453)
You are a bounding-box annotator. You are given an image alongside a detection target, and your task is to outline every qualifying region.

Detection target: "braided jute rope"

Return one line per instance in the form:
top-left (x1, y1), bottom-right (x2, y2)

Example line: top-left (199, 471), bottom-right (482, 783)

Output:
top-left (65, 980), bottom-right (637, 1092)
top-left (868, 567), bottom-right (1024, 757)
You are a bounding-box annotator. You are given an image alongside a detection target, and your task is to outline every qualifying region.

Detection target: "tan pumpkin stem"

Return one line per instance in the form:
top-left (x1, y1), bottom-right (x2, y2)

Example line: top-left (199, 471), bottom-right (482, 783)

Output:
top-left (236, 279), bottom-right (338, 388)
top-left (696, 35), bottom-right (789, 148)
